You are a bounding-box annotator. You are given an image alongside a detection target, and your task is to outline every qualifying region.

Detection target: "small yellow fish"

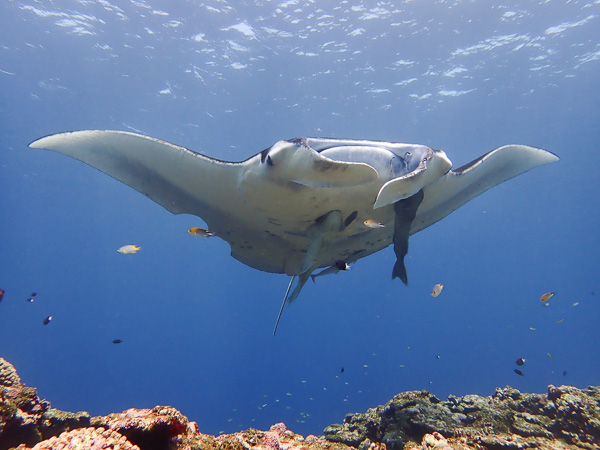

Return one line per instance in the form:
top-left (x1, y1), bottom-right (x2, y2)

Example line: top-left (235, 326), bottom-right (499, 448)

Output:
top-left (540, 292), bottom-right (555, 302)
top-left (364, 219), bottom-right (385, 228)
top-left (430, 283), bottom-right (444, 297)
top-left (188, 227), bottom-right (214, 237)
top-left (547, 353), bottom-right (553, 360)
top-left (117, 245), bottom-right (141, 254)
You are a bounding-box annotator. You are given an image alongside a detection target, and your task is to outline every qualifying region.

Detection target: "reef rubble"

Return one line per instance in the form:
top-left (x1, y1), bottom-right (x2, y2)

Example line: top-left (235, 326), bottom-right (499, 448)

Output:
top-left (1, 357), bottom-right (598, 450)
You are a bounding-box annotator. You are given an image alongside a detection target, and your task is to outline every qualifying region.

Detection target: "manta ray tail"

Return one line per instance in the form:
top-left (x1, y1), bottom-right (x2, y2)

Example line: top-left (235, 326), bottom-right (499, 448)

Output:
top-left (392, 190), bottom-right (424, 285)
top-left (273, 273), bottom-right (312, 335)
top-left (273, 276), bottom-right (296, 335)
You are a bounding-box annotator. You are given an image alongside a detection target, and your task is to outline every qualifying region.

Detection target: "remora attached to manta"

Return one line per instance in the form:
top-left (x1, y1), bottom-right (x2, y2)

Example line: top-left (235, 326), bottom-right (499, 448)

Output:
top-left (29, 131), bottom-right (559, 333)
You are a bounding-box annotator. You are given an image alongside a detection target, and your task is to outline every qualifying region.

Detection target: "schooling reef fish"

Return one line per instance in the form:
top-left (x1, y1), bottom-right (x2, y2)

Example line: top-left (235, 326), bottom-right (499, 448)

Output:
top-left (430, 283), bottom-right (444, 297)
top-left (29, 131), bottom-right (559, 333)
top-left (117, 245), bottom-right (141, 254)
top-left (364, 219), bottom-right (385, 228)
top-left (188, 227), bottom-right (214, 237)
top-left (540, 292), bottom-right (555, 302)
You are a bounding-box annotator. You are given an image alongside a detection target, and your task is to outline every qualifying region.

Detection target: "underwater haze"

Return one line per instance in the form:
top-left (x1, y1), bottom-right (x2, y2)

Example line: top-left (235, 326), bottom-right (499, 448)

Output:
top-left (1, 0), bottom-right (599, 437)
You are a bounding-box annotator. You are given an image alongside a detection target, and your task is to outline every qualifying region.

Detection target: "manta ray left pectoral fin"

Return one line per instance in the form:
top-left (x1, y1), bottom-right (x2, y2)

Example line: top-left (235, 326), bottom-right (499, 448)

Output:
top-left (392, 189), bottom-right (424, 285)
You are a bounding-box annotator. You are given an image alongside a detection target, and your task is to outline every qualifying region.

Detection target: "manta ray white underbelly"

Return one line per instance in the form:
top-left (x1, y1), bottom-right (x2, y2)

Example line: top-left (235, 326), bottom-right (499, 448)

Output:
top-left (29, 131), bottom-right (558, 333)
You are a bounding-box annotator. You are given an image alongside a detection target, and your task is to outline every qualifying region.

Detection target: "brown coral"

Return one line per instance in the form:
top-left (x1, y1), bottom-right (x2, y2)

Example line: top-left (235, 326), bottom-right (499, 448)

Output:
top-left (0, 357), bottom-right (22, 388)
top-left (27, 426), bottom-right (140, 450)
top-left (91, 405), bottom-right (190, 450)
top-left (210, 422), bottom-right (362, 450)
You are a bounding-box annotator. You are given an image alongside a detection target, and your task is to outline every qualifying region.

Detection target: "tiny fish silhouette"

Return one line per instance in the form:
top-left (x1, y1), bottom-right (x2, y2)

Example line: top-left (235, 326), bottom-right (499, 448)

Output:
top-left (540, 292), bottom-right (554, 302)
top-left (117, 245), bottom-right (141, 254)
top-left (515, 358), bottom-right (525, 366)
top-left (514, 369), bottom-right (524, 376)
top-left (43, 316), bottom-right (52, 325)
top-left (112, 339), bottom-right (123, 344)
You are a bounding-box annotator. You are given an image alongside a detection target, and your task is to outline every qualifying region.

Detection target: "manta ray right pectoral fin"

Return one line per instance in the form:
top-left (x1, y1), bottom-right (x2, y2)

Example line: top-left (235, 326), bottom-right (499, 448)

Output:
top-left (392, 190), bottom-right (424, 285)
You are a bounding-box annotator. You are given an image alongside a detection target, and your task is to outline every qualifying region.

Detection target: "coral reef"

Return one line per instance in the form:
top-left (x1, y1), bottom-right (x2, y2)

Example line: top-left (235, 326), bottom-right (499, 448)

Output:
top-left (0, 358), bottom-right (90, 449)
top-left (324, 385), bottom-right (600, 449)
top-left (26, 427), bottom-right (140, 450)
top-left (1, 356), bottom-right (598, 449)
top-left (91, 406), bottom-right (190, 450)
top-left (0, 360), bottom-right (21, 388)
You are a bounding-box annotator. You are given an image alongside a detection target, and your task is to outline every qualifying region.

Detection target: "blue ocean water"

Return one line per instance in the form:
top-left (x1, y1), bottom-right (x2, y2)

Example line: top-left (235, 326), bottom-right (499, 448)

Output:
top-left (1, 0), bottom-right (599, 437)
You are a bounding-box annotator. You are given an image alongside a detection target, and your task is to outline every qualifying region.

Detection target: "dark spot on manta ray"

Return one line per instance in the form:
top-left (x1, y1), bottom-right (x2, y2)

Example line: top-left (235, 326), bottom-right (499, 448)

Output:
top-left (313, 160), bottom-right (335, 171)
top-left (343, 211), bottom-right (358, 228)
top-left (27, 131), bottom-right (559, 334)
top-left (314, 211), bottom-right (336, 226)
top-left (260, 147), bottom-right (270, 163)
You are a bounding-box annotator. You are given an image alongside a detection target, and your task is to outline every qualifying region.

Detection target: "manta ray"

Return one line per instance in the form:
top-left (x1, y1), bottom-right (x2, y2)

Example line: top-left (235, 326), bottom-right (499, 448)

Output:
top-left (29, 131), bottom-right (558, 333)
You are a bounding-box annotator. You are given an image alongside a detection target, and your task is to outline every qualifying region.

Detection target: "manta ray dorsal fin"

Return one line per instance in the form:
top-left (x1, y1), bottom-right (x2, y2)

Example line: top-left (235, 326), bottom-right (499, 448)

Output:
top-left (412, 144), bottom-right (559, 233)
top-left (267, 140), bottom-right (378, 188)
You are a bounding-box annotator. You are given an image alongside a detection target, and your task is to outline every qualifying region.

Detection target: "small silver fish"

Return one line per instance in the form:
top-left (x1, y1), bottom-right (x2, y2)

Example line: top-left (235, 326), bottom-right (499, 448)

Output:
top-left (430, 283), bottom-right (444, 297)
top-left (117, 245), bottom-right (141, 254)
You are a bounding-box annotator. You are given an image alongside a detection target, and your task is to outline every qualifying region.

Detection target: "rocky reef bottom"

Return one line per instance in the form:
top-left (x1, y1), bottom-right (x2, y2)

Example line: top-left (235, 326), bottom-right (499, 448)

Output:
top-left (1, 357), bottom-right (598, 450)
